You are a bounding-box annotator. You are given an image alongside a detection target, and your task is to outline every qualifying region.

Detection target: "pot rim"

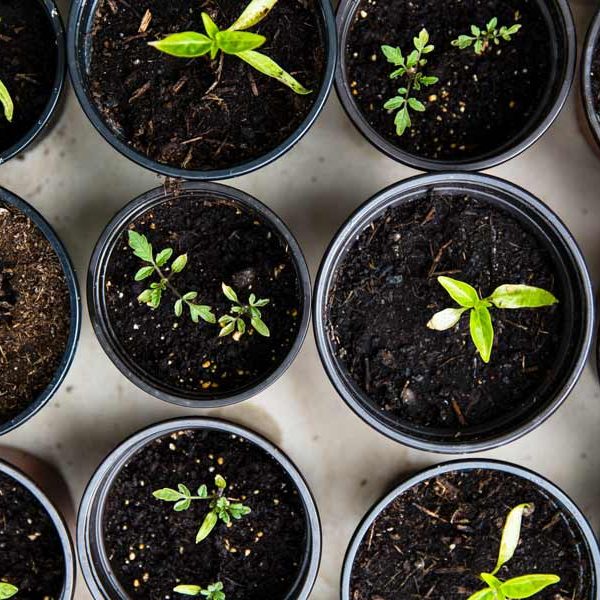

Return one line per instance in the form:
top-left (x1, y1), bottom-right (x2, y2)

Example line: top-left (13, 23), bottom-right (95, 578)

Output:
top-left (581, 5), bottom-right (600, 149)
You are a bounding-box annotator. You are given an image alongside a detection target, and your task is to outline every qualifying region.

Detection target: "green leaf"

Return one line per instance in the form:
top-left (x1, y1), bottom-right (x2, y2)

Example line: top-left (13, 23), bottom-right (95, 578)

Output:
top-left (467, 589), bottom-right (496, 600)
top-left (413, 28), bottom-right (429, 51)
top-left (153, 488), bottom-right (183, 501)
top-left (135, 266), bottom-right (155, 281)
top-left (420, 75), bottom-right (439, 86)
top-left (251, 316), bottom-right (270, 337)
top-left (196, 510), bottom-right (218, 543)
top-left (189, 304), bottom-right (216, 324)
top-left (219, 321), bottom-right (236, 337)
top-left (175, 299), bottom-right (183, 317)
top-left (489, 285), bottom-right (558, 309)
top-left (183, 291), bottom-right (198, 301)
top-left (149, 32), bottom-right (213, 58)
top-left (470, 306), bottom-right (494, 363)
top-left (406, 49), bottom-right (419, 68)
top-left (253, 298), bottom-right (269, 307)
top-left (487, 17), bottom-right (498, 31)
top-left (0, 80), bottom-right (14, 123)
top-left (384, 97), bottom-right (404, 110)
top-left (427, 307), bottom-right (468, 331)
top-left (128, 230), bottom-right (153, 263)
top-left (381, 45), bottom-right (404, 65)
top-left (222, 283), bottom-right (239, 303)
top-left (173, 585), bottom-right (203, 596)
top-left (500, 574), bottom-right (560, 598)
top-left (474, 39), bottom-right (485, 54)
top-left (215, 474), bottom-right (227, 489)
top-left (171, 254), bottom-right (188, 274)
top-left (394, 106), bottom-right (411, 136)
top-left (216, 30), bottom-right (266, 54)
top-left (408, 97), bottom-right (425, 112)
top-left (229, 0), bottom-right (278, 31)
top-left (178, 483), bottom-right (191, 496)
top-left (237, 318), bottom-right (247, 334)
top-left (197, 484), bottom-right (208, 498)
top-left (452, 35), bottom-right (474, 49)
top-left (149, 287), bottom-right (162, 309)
top-left (174, 498), bottom-right (192, 511)
top-left (201, 12), bottom-right (219, 39)
top-left (155, 248), bottom-right (173, 267)
top-left (471, 25), bottom-right (481, 36)
top-left (0, 584), bottom-right (17, 600)
top-left (480, 573), bottom-right (503, 591)
top-left (437, 276), bottom-right (480, 307)
top-left (491, 504), bottom-right (534, 575)
top-left (137, 289), bottom-right (153, 304)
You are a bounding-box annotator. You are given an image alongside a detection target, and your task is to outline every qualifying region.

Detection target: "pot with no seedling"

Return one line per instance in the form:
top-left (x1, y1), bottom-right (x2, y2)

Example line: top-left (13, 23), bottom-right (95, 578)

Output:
top-left (67, 0), bottom-right (336, 180)
top-left (581, 6), bottom-right (600, 153)
top-left (335, 0), bottom-right (575, 171)
top-left (88, 181), bottom-right (311, 407)
top-left (0, 0), bottom-right (66, 164)
top-left (314, 173), bottom-right (594, 453)
top-left (0, 187), bottom-right (81, 436)
top-left (342, 460), bottom-right (600, 600)
top-left (77, 417), bottom-right (321, 600)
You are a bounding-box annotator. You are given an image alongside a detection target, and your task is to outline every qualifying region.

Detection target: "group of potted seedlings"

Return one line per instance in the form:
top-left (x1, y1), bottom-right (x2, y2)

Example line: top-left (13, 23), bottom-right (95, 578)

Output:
top-left (1, 0), bottom-right (600, 598)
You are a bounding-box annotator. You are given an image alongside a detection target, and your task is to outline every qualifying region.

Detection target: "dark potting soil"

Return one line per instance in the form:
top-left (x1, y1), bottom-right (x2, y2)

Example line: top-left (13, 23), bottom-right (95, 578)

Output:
top-left (590, 39), bottom-right (600, 121)
top-left (350, 469), bottom-right (593, 599)
top-left (104, 192), bottom-right (302, 397)
top-left (0, 471), bottom-right (66, 600)
top-left (346, 0), bottom-right (553, 161)
top-left (0, 203), bottom-right (70, 425)
top-left (327, 192), bottom-right (563, 431)
top-left (103, 428), bottom-right (308, 600)
top-left (88, 0), bottom-right (326, 171)
top-left (0, 0), bottom-right (58, 155)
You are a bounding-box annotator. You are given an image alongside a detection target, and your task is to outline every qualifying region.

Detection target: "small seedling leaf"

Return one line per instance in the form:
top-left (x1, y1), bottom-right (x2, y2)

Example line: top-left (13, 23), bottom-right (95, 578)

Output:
top-left (174, 498), bottom-right (192, 511)
top-left (128, 231), bottom-right (153, 263)
top-left (156, 248), bottom-right (174, 267)
top-left (466, 589), bottom-right (496, 600)
top-left (135, 266), bottom-right (155, 281)
top-left (171, 254), bottom-right (188, 274)
top-left (381, 45), bottom-right (404, 65)
top-left (489, 285), bottom-right (558, 309)
top-left (408, 97), bottom-right (426, 112)
top-left (222, 283), bottom-right (239, 303)
top-left (499, 574), bottom-right (560, 598)
top-left (216, 30), bottom-right (266, 54)
top-left (175, 299), bottom-right (183, 317)
top-left (201, 12), bottom-right (219, 39)
top-left (229, 0), bottom-right (278, 31)
top-left (183, 291), bottom-right (198, 301)
top-left (153, 488), bottom-right (183, 502)
top-left (215, 474), bottom-right (227, 489)
top-left (173, 585), bottom-right (203, 596)
top-left (438, 276), bottom-right (479, 307)
top-left (469, 305), bottom-right (494, 363)
top-left (491, 503), bottom-right (534, 575)
top-left (251, 316), bottom-right (270, 337)
top-left (149, 32), bottom-right (213, 57)
top-left (196, 510), bottom-right (218, 543)
top-left (0, 80), bottom-right (14, 123)
top-left (427, 307), bottom-right (467, 331)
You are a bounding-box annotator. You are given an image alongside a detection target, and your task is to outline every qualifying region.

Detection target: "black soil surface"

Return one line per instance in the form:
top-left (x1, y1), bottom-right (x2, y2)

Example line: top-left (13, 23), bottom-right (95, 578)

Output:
top-left (346, 0), bottom-right (554, 161)
top-left (0, 0), bottom-right (58, 155)
top-left (0, 471), bottom-right (66, 600)
top-left (88, 0), bottom-right (326, 171)
top-left (350, 469), bottom-right (593, 599)
top-left (327, 191), bottom-right (563, 432)
top-left (104, 192), bottom-right (303, 397)
top-left (590, 38), bottom-right (600, 120)
top-left (0, 203), bottom-right (70, 425)
top-left (103, 428), bottom-right (308, 599)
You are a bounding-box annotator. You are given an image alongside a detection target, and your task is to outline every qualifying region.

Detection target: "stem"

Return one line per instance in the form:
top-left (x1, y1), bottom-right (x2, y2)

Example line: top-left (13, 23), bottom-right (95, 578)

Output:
top-left (152, 261), bottom-right (182, 299)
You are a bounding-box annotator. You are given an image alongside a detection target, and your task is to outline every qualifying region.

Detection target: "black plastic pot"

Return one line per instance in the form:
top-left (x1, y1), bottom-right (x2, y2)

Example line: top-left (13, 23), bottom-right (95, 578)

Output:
top-left (335, 0), bottom-right (576, 171)
top-left (581, 6), bottom-right (600, 152)
top-left (0, 457), bottom-right (76, 600)
top-left (341, 459), bottom-right (600, 599)
top-left (66, 0), bottom-right (336, 180)
top-left (0, 186), bottom-right (81, 436)
top-left (0, 0), bottom-right (66, 165)
top-left (77, 417), bottom-right (322, 600)
top-left (313, 173), bottom-right (594, 453)
top-left (88, 181), bottom-right (311, 408)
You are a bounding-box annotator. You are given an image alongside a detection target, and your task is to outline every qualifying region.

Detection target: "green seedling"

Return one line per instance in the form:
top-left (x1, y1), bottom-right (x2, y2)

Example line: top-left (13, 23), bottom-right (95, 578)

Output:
top-left (0, 584), bottom-right (18, 600)
top-left (174, 581), bottom-right (225, 599)
top-left (218, 283), bottom-right (270, 339)
top-left (467, 504), bottom-right (560, 599)
top-left (0, 80), bottom-right (13, 122)
top-left (427, 276), bottom-right (558, 363)
top-left (148, 0), bottom-right (310, 94)
top-left (452, 17), bottom-right (522, 55)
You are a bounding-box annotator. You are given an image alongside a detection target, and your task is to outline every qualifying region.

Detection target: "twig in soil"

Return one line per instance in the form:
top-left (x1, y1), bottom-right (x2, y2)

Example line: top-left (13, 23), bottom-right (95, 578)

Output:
top-left (138, 9), bottom-right (152, 33)
top-left (451, 399), bottom-right (467, 426)
top-left (427, 240), bottom-right (452, 277)
top-left (203, 54), bottom-right (224, 98)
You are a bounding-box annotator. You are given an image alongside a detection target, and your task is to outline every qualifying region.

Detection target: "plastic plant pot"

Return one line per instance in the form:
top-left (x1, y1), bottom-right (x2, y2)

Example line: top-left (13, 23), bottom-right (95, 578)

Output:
top-left (88, 181), bottom-right (311, 408)
top-left (0, 186), bottom-right (81, 436)
top-left (77, 417), bottom-right (322, 600)
top-left (581, 5), bottom-right (600, 152)
top-left (334, 0), bottom-right (576, 171)
top-left (313, 172), bottom-right (594, 454)
top-left (66, 0), bottom-right (336, 180)
top-left (341, 459), bottom-right (600, 599)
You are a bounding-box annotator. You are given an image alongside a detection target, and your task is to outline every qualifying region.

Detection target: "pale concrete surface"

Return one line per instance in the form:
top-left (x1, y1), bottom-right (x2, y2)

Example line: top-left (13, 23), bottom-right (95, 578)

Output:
top-left (1, 0), bottom-right (600, 598)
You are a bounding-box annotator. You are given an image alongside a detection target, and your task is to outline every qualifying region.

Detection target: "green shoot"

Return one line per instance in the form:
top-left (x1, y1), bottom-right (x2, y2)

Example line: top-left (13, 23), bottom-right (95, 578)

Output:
top-left (174, 581), bottom-right (225, 599)
top-left (153, 474), bottom-right (251, 543)
top-left (218, 283), bottom-right (270, 339)
top-left (148, 0), bottom-right (310, 95)
top-left (0, 584), bottom-right (18, 600)
top-left (381, 29), bottom-right (438, 136)
top-left (427, 277), bottom-right (558, 363)
top-left (128, 230), bottom-right (215, 325)
top-left (452, 18), bottom-right (522, 55)
top-left (467, 504), bottom-right (560, 600)
top-left (0, 79), bottom-right (13, 122)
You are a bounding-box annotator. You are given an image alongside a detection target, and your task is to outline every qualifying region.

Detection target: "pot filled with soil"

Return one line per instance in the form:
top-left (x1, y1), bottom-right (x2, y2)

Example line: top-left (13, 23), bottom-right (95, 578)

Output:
top-left (581, 6), bottom-right (600, 153)
top-left (77, 417), bottom-right (321, 600)
top-left (0, 186), bottom-right (81, 436)
top-left (88, 181), bottom-right (310, 407)
top-left (314, 173), bottom-right (594, 453)
top-left (335, 0), bottom-right (575, 171)
top-left (0, 458), bottom-right (75, 600)
top-left (342, 460), bottom-right (600, 600)
top-left (67, 0), bottom-right (336, 180)
top-left (0, 0), bottom-right (66, 164)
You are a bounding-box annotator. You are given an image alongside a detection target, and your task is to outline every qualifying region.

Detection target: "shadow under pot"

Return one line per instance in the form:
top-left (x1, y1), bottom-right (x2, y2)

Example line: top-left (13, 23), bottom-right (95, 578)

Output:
top-left (88, 181), bottom-right (311, 407)
top-left (67, 0), bottom-right (336, 180)
top-left (77, 417), bottom-right (321, 600)
top-left (335, 0), bottom-right (575, 171)
top-left (0, 458), bottom-right (75, 600)
top-left (0, 186), bottom-right (81, 436)
top-left (0, 0), bottom-right (66, 164)
top-left (314, 173), bottom-right (594, 453)
top-left (581, 6), bottom-right (600, 154)
top-left (342, 460), bottom-right (600, 600)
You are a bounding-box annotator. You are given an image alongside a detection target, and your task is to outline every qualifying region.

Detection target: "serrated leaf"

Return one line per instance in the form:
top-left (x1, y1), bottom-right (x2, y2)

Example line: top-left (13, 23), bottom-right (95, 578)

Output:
top-left (128, 230), bottom-right (153, 263)
top-left (173, 585), bottom-right (203, 596)
top-left (229, 0), bottom-right (278, 31)
top-left (251, 316), bottom-right (270, 337)
top-left (197, 511), bottom-right (218, 543)
top-left (149, 32), bottom-right (213, 57)
top-left (499, 574), bottom-right (560, 598)
top-left (381, 44), bottom-right (404, 65)
top-left (489, 285), bottom-right (558, 309)
top-left (0, 80), bottom-right (14, 123)
top-left (0, 584), bottom-right (18, 600)
top-left (471, 25), bottom-right (481, 36)
top-left (491, 504), bottom-right (534, 575)
top-left (171, 254), bottom-right (188, 273)
top-left (438, 276), bottom-right (480, 307)
top-left (135, 266), bottom-right (155, 281)
top-left (189, 304), bottom-right (216, 324)
top-left (153, 488), bottom-right (183, 502)
top-left (470, 306), bottom-right (494, 363)
top-left (155, 248), bottom-right (173, 267)
top-left (216, 30), bottom-right (266, 54)
top-left (427, 307), bottom-right (467, 331)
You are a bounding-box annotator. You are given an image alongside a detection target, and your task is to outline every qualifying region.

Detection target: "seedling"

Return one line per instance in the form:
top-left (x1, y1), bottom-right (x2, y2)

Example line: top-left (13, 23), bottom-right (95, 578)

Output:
top-left (0, 583), bottom-right (18, 600)
top-left (174, 581), bottom-right (225, 599)
top-left (427, 276), bottom-right (558, 363)
top-left (0, 80), bottom-right (13, 122)
top-left (128, 230), bottom-right (215, 325)
top-left (381, 29), bottom-right (439, 136)
top-left (452, 18), bottom-right (522, 55)
top-left (148, 0), bottom-right (310, 95)
top-left (467, 504), bottom-right (560, 599)
top-left (218, 283), bottom-right (270, 339)
top-left (153, 474), bottom-right (251, 543)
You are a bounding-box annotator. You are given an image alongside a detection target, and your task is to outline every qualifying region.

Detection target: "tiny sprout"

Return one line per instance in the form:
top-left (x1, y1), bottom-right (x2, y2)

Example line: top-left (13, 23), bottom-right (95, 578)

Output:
top-left (427, 276), bottom-right (558, 363)
top-left (452, 17), bottom-right (522, 55)
top-left (174, 581), bottom-right (225, 600)
top-left (153, 474), bottom-right (251, 543)
top-left (0, 584), bottom-right (18, 600)
top-left (467, 504), bottom-right (560, 600)
top-left (128, 230), bottom-right (216, 325)
top-left (148, 0), bottom-right (310, 95)
top-left (381, 28), bottom-right (439, 136)
top-left (218, 283), bottom-right (270, 339)
top-left (0, 79), bottom-right (13, 122)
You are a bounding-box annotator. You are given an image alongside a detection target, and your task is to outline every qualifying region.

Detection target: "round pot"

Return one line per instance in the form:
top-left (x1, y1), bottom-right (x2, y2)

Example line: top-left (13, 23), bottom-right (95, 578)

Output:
top-left (0, 0), bottom-right (66, 165)
top-left (88, 181), bottom-right (311, 408)
top-left (341, 459), bottom-right (600, 599)
top-left (0, 186), bottom-right (81, 436)
top-left (0, 457), bottom-right (76, 600)
top-left (334, 0), bottom-right (576, 171)
top-left (581, 6), bottom-right (600, 153)
top-left (66, 0), bottom-right (336, 180)
top-left (77, 416), bottom-right (322, 600)
top-left (313, 172), bottom-right (594, 453)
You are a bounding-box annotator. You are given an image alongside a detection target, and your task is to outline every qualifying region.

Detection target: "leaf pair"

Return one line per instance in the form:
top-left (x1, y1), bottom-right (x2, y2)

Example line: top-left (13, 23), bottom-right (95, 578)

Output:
top-left (0, 79), bottom-right (13, 123)
top-left (0, 584), bottom-right (18, 600)
top-left (427, 276), bottom-right (558, 363)
top-left (452, 17), bottom-right (522, 55)
top-left (174, 581), bottom-right (225, 600)
top-left (219, 283), bottom-right (270, 338)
